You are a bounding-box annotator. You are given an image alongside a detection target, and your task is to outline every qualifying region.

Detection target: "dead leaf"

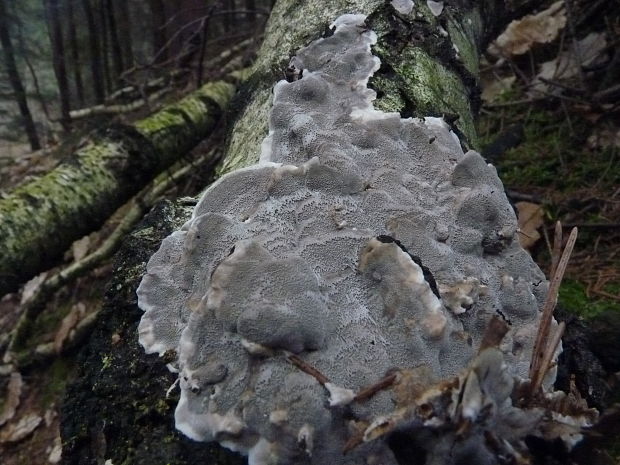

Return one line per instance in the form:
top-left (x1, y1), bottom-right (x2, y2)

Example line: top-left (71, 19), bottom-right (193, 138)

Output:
top-left (531, 32), bottom-right (607, 96)
top-left (0, 372), bottom-right (23, 426)
top-left (47, 436), bottom-right (62, 463)
top-left (516, 201), bottom-right (544, 250)
top-left (53, 302), bottom-right (86, 353)
top-left (587, 129), bottom-right (620, 149)
top-left (20, 272), bottom-right (48, 305)
top-left (488, 1), bottom-right (566, 56)
top-left (481, 75), bottom-right (516, 103)
top-left (44, 407), bottom-right (57, 427)
top-left (71, 235), bottom-right (91, 262)
top-left (0, 413), bottom-right (42, 443)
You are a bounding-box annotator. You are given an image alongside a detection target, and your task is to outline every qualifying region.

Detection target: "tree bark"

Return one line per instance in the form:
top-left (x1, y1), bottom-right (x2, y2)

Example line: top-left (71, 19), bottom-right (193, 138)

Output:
top-left (105, 0), bottom-right (123, 78)
top-left (0, 0), bottom-right (41, 150)
top-left (66, 0), bottom-right (85, 106)
top-left (44, 0), bottom-right (72, 130)
top-left (0, 77), bottom-right (238, 297)
top-left (97, 0), bottom-right (112, 93)
top-left (59, 1), bottom-right (526, 464)
top-left (81, 0), bottom-right (105, 103)
top-left (148, 0), bottom-right (168, 63)
top-left (116, 0), bottom-right (133, 70)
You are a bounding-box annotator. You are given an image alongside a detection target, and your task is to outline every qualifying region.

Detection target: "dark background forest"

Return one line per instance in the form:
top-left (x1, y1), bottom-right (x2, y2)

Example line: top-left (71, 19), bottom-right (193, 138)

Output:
top-left (0, 0), bottom-right (619, 463)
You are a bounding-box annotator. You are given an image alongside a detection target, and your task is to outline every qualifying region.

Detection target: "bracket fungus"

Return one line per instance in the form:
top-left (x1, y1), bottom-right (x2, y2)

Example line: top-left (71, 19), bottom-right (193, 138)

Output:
top-left (137, 14), bottom-right (596, 465)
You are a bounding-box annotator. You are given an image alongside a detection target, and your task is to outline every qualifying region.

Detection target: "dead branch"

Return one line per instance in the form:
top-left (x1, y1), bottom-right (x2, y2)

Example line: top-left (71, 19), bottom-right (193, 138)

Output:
top-left (529, 222), bottom-right (578, 396)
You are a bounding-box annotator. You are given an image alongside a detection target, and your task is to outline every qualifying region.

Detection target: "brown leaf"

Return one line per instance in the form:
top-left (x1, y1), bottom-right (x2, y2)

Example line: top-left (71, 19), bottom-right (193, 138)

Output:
top-left (0, 371), bottom-right (23, 427)
top-left (488, 1), bottom-right (566, 56)
top-left (53, 302), bottom-right (86, 353)
top-left (71, 235), bottom-right (91, 262)
top-left (587, 129), bottom-right (620, 150)
top-left (0, 413), bottom-right (42, 443)
top-left (530, 32), bottom-right (607, 96)
top-left (516, 202), bottom-right (544, 250)
top-left (481, 75), bottom-right (516, 104)
top-left (20, 272), bottom-right (48, 305)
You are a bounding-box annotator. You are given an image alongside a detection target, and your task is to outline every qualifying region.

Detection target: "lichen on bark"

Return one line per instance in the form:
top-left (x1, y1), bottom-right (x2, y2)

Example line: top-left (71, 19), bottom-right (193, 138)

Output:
top-left (221, 0), bottom-right (482, 176)
top-left (0, 78), bottom-right (237, 296)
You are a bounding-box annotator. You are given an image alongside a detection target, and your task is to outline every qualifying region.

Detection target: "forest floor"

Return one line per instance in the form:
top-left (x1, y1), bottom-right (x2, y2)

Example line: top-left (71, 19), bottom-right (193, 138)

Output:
top-left (0, 1), bottom-right (619, 464)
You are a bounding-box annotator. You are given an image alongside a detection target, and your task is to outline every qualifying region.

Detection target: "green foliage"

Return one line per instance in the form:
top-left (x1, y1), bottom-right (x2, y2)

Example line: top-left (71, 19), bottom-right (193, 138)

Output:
top-left (39, 356), bottom-right (72, 407)
top-left (559, 279), bottom-right (620, 318)
top-left (480, 103), bottom-right (619, 193)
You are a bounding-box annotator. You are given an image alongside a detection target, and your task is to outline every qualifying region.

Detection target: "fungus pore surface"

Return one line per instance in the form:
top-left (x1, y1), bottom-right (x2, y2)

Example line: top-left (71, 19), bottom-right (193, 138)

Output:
top-left (137, 14), bottom-right (549, 465)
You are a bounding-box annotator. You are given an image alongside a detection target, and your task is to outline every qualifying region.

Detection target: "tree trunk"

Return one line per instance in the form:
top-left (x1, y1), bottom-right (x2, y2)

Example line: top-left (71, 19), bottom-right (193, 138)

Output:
top-left (81, 0), bottom-right (105, 103)
top-left (59, 1), bottom-right (526, 464)
top-left (116, 0), bottom-right (133, 70)
top-left (148, 0), bottom-right (167, 63)
top-left (245, 0), bottom-right (256, 23)
top-left (105, 0), bottom-right (123, 78)
top-left (97, 0), bottom-right (112, 93)
top-left (66, 0), bottom-right (85, 106)
top-left (0, 78), bottom-right (237, 297)
top-left (0, 0), bottom-right (41, 150)
top-left (222, 0), bottom-right (234, 33)
top-left (43, 0), bottom-right (72, 130)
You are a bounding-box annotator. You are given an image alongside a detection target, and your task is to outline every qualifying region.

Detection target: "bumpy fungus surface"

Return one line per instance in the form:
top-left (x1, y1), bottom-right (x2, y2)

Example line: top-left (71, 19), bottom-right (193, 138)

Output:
top-left (138, 15), bottom-right (551, 465)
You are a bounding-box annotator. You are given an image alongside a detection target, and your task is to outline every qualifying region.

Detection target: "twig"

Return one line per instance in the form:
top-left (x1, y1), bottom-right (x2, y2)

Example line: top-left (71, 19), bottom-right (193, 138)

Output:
top-left (69, 87), bottom-right (171, 119)
top-left (354, 374), bottom-right (397, 402)
top-left (288, 354), bottom-right (398, 403)
top-left (529, 224), bottom-right (578, 395)
top-left (530, 322), bottom-right (565, 394)
top-left (537, 77), bottom-right (584, 94)
top-left (550, 221), bottom-right (562, 278)
top-left (149, 10), bottom-right (267, 67)
top-left (343, 433), bottom-right (365, 454)
top-left (287, 354), bottom-right (329, 385)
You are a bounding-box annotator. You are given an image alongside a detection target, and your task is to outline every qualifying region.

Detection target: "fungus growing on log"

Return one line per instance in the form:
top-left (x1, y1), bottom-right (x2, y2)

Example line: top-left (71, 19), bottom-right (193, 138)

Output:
top-left (137, 14), bottom-right (595, 465)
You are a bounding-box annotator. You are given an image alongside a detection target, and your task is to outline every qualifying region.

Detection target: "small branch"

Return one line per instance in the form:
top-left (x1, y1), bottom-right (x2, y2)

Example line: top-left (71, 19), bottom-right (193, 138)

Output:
top-left (529, 223), bottom-right (577, 396)
top-left (354, 373), bottom-right (397, 402)
top-left (287, 354), bottom-right (329, 385)
top-left (288, 355), bottom-right (397, 404)
top-left (343, 433), bottom-right (365, 454)
top-left (550, 221), bottom-right (562, 279)
top-left (69, 87), bottom-right (171, 119)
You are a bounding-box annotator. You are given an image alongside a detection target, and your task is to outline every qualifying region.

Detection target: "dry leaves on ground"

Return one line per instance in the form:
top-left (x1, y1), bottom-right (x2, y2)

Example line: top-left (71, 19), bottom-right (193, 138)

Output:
top-left (516, 201), bottom-right (545, 250)
top-left (488, 1), bottom-right (566, 57)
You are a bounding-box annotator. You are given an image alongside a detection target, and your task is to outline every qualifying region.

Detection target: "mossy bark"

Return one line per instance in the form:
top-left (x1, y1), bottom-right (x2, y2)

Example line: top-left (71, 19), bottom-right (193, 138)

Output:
top-left (61, 200), bottom-right (245, 465)
top-left (220, 0), bottom-right (494, 174)
top-left (0, 80), bottom-right (236, 297)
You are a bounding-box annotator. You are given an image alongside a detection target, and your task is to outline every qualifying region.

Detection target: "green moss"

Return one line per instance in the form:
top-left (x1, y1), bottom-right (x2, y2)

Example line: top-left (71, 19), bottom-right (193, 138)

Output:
top-left (101, 354), bottom-right (113, 370)
top-left (446, 10), bottom-right (481, 77)
top-left (372, 74), bottom-right (407, 113)
top-left (39, 357), bottom-right (72, 407)
top-left (389, 46), bottom-right (476, 144)
top-left (218, 87), bottom-right (272, 176)
top-left (559, 279), bottom-right (620, 318)
top-left (480, 104), bottom-right (620, 193)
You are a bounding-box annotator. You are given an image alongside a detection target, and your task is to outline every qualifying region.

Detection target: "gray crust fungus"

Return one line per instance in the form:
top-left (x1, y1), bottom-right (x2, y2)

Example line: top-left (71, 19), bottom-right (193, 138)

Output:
top-left (138, 14), bottom-right (549, 465)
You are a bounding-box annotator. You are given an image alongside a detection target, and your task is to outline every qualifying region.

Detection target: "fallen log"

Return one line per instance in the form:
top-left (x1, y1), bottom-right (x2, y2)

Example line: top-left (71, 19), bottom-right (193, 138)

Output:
top-left (0, 77), bottom-right (238, 296)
